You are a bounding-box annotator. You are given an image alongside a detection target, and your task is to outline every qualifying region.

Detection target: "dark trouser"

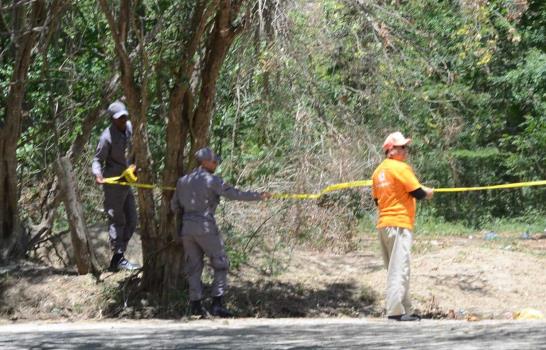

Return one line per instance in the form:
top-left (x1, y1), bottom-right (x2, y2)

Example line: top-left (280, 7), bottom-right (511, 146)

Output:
top-left (103, 184), bottom-right (137, 254)
top-left (182, 233), bottom-right (229, 301)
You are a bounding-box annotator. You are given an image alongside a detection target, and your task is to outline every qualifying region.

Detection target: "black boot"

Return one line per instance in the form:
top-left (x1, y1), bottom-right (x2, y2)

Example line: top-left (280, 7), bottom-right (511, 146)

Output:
top-left (388, 314), bottom-right (421, 322)
top-left (210, 296), bottom-right (233, 318)
top-left (190, 300), bottom-right (209, 319)
top-left (108, 253), bottom-right (124, 272)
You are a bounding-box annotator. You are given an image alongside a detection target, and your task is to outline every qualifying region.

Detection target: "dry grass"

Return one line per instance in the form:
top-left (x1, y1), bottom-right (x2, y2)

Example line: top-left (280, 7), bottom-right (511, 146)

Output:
top-left (220, 110), bottom-right (385, 255)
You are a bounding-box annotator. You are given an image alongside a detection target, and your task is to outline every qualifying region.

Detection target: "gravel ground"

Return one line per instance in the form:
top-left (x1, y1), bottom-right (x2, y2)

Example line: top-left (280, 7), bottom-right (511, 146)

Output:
top-left (0, 318), bottom-right (544, 349)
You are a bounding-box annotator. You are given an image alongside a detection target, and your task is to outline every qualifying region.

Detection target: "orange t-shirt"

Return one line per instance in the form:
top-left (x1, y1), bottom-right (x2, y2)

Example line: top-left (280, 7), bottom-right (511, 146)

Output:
top-left (372, 158), bottom-right (422, 230)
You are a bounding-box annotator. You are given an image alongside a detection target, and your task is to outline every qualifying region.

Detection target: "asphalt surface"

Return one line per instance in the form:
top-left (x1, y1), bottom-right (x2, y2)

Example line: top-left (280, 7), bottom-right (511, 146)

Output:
top-left (0, 318), bottom-right (544, 349)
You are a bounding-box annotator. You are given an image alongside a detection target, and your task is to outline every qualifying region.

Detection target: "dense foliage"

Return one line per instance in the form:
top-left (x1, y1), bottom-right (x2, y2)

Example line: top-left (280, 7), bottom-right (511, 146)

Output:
top-left (211, 0), bottom-right (546, 227)
top-left (9, 0), bottom-right (546, 242)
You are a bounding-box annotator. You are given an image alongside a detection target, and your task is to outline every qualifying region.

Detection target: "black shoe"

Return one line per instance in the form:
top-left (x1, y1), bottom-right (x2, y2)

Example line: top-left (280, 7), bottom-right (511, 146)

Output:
top-left (210, 296), bottom-right (234, 318)
top-left (110, 257), bottom-right (140, 272)
top-left (388, 314), bottom-right (421, 321)
top-left (108, 253), bottom-right (124, 272)
top-left (190, 300), bottom-right (209, 319)
top-left (210, 304), bottom-right (233, 318)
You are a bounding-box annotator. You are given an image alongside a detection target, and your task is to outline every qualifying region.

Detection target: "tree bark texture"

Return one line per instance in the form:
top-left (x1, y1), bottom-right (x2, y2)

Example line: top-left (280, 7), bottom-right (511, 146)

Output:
top-left (0, 0), bottom-right (49, 260)
top-left (55, 157), bottom-right (101, 276)
top-left (188, 0), bottom-right (243, 169)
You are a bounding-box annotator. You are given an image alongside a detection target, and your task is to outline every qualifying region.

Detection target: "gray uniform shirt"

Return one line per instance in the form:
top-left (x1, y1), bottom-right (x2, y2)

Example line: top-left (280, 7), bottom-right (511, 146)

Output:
top-left (91, 122), bottom-right (133, 178)
top-left (171, 167), bottom-right (261, 236)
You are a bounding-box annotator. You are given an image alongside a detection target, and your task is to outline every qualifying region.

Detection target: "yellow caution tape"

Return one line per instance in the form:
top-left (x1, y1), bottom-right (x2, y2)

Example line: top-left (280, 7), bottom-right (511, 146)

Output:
top-left (102, 167), bottom-right (176, 191)
top-left (433, 180), bottom-right (546, 192)
top-left (272, 180), bottom-right (373, 199)
top-left (103, 166), bottom-right (138, 184)
top-left (273, 179), bottom-right (546, 200)
top-left (103, 179), bottom-right (176, 191)
top-left (103, 167), bottom-right (546, 197)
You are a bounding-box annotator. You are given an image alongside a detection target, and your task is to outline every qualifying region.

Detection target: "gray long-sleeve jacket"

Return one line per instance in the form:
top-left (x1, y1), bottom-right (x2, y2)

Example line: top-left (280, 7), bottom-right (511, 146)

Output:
top-left (171, 167), bottom-right (262, 236)
top-left (91, 122), bottom-right (133, 178)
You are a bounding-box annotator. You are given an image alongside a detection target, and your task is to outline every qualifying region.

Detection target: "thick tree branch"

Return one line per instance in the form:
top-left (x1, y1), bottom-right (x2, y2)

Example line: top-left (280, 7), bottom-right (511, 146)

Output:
top-left (187, 1), bottom-right (245, 167)
top-left (119, 0), bottom-right (130, 44)
top-left (98, 0), bottom-right (133, 81)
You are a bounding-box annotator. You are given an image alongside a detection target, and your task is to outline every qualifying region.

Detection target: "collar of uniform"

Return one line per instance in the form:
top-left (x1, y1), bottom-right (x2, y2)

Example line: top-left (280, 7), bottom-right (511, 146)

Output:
top-left (196, 166), bottom-right (210, 174)
top-left (110, 124), bottom-right (129, 138)
top-left (386, 158), bottom-right (406, 164)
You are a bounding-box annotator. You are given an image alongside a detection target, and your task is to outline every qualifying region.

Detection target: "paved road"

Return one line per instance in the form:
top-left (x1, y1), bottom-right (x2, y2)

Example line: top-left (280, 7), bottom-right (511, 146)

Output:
top-left (0, 318), bottom-right (544, 349)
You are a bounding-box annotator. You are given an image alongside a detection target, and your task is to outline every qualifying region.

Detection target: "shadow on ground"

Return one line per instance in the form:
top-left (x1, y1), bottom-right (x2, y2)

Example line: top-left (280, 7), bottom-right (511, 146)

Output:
top-left (0, 262), bottom-right (81, 318)
top-left (229, 280), bottom-right (380, 318)
top-left (99, 276), bottom-right (380, 319)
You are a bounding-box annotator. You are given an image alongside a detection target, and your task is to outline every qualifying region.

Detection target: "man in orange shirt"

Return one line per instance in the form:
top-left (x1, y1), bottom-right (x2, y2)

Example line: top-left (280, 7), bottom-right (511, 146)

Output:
top-left (372, 131), bottom-right (433, 321)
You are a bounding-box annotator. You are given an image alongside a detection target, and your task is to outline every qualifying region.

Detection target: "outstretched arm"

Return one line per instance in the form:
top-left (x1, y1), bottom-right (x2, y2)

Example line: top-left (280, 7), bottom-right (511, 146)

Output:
top-left (214, 178), bottom-right (268, 201)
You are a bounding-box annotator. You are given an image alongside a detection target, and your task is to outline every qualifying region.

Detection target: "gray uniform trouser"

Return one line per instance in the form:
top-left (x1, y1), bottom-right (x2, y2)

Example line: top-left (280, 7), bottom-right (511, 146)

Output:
top-left (104, 184), bottom-right (137, 254)
top-left (182, 233), bottom-right (229, 302)
top-left (378, 226), bottom-right (413, 317)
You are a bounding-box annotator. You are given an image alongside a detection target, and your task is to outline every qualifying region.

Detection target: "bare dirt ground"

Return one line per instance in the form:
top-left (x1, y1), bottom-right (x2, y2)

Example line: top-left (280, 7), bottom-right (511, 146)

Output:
top-left (1, 227), bottom-right (545, 323)
top-left (230, 234), bottom-right (546, 320)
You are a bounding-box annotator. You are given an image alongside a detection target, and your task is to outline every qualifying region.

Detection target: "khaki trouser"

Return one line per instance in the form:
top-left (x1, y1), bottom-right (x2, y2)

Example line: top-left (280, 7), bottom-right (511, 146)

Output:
top-left (182, 233), bottom-right (229, 302)
top-left (378, 226), bottom-right (413, 317)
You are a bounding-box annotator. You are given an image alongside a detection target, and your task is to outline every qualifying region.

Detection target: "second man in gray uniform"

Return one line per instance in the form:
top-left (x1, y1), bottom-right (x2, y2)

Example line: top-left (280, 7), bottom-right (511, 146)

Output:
top-left (171, 147), bottom-right (271, 318)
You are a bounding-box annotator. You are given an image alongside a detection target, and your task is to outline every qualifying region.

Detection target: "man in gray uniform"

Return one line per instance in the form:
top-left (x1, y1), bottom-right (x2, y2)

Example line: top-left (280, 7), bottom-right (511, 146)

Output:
top-left (92, 101), bottom-right (140, 272)
top-left (171, 147), bottom-right (271, 318)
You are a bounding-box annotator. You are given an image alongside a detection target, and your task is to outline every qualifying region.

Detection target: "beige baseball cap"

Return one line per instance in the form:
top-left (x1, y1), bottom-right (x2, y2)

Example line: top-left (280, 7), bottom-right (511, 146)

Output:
top-left (382, 131), bottom-right (411, 151)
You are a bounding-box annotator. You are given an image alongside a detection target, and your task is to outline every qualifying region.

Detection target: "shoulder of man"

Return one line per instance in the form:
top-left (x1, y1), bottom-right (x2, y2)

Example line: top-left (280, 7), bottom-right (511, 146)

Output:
top-left (208, 172), bottom-right (224, 184)
top-left (398, 161), bottom-right (414, 174)
top-left (200, 171), bottom-right (225, 190)
top-left (387, 158), bottom-right (412, 172)
top-left (126, 121), bottom-right (133, 136)
top-left (180, 170), bottom-right (199, 183)
top-left (100, 126), bottom-right (112, 142)
top-left (182, 168), bottom-right (215, 184)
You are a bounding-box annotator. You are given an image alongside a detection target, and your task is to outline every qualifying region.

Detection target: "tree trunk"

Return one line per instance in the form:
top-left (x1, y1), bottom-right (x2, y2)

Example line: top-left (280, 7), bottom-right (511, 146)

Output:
top-left (55, 157), bottom-right (101, 276)
top-left (157, 2), bottom-right (212, 301)
top-left (99, 0), bottom-right (247, 305)
top-left (157, 1), bottom-right (245, 300)
top-left (0, 147), bottom-right (23, 261)
top-left (0, 0), bottom-right (49, 260)
top-left (145, 1), bottom-right (245, 301)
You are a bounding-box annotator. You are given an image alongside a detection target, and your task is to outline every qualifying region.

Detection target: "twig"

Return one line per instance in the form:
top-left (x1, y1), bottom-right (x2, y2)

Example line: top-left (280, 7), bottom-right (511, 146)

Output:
top-left (243, 203), bottom-right (290, 253)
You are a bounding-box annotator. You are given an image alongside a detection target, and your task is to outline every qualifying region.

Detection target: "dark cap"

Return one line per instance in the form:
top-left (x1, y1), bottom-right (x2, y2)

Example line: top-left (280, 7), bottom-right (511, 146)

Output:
top-left (195, 147), bottom-right (222, 164)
